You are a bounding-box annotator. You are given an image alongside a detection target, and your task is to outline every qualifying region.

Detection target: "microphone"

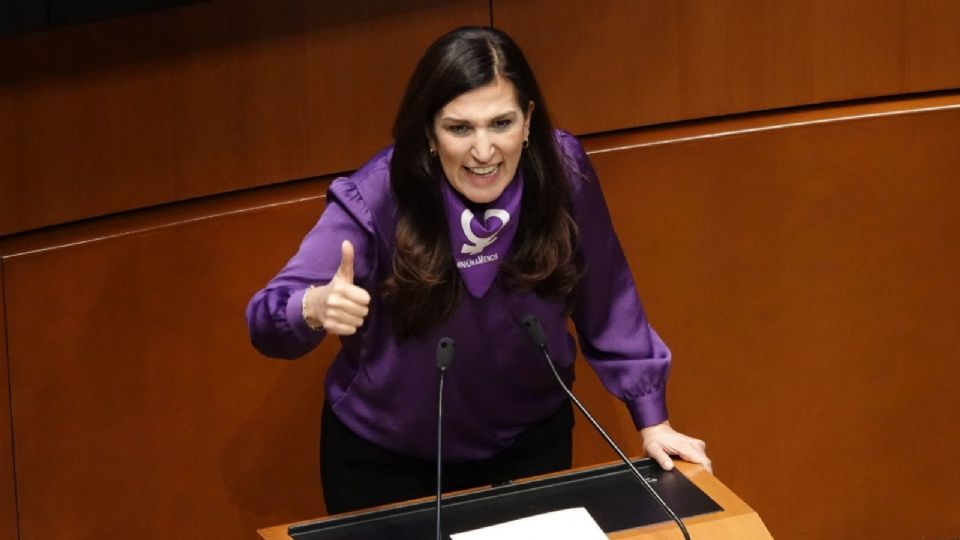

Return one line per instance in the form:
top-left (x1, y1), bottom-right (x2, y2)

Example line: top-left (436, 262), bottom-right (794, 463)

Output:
top-left (520, 316), bottom-right (691, 540)
top-left (435, 337), bottom-right (455, 540)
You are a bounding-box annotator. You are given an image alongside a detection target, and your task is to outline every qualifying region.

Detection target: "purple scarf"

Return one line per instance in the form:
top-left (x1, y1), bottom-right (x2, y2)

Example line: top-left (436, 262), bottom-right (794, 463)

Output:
top-left (442, 174), bottom-right (523, 298)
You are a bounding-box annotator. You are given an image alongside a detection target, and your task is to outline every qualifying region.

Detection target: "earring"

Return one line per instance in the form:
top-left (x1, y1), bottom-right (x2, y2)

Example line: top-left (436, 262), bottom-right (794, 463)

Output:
top-left (429, 147), bottom-right (437, 157)
top-left (522, 138), bottom-right (530, 149)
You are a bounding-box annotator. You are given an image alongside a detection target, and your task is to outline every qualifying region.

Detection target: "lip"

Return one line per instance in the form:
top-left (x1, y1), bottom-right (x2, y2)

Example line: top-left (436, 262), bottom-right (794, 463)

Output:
top-left (463, 163), bottom-right (501, 185)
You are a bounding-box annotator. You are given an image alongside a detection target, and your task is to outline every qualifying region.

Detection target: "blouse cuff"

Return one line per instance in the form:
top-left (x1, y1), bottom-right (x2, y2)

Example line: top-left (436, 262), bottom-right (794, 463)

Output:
top-left (285, 288), bottom-right (326, 342)
top-left (625, 388), bottom-right (669, 430)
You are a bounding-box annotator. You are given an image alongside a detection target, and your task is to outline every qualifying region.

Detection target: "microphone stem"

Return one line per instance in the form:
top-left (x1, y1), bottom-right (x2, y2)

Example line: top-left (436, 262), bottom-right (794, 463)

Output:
top-left (537, 345), bottom-right (691, 540)
top-left (436, 367), bottom-right (446, 540)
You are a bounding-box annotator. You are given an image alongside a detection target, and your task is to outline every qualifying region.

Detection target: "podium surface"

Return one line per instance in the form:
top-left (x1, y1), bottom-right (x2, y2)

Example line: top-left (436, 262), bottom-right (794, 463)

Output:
top-left (260, 460), bottom-right (772, 539)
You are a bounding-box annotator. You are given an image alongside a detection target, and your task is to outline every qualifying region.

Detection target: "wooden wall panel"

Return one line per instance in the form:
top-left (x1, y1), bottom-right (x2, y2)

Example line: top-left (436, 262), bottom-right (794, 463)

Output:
top-left (0, 97), bottom-right (956, 539)
top-left (496, 0), bottom-right (960, 135)
top-left (1, 181), bottom-right (345, 538)
top-left (0, 262), bottom-right (17, 540)
top-left (0, 0), bottom-right (488, 236)
top-left (570, 97), bottom-right (960, 539)
top-left (3, 4), bottom-right (959, 536)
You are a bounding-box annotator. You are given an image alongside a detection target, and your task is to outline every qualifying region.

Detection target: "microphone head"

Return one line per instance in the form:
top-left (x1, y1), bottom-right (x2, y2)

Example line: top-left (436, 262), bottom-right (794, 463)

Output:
top-left (520, 315), bottom-right (547, 348)
top-left (436, 337), bottom-right (455, 370)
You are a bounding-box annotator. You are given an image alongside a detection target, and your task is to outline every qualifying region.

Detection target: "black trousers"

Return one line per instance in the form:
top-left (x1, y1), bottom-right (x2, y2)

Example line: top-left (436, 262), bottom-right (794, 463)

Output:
top-left (320, 400), bottom-right (574, 514)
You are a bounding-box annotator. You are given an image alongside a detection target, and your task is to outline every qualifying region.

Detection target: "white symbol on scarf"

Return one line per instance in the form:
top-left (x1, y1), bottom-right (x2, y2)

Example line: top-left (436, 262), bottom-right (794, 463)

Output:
top-left (460, 208), bottom-right (510, 255)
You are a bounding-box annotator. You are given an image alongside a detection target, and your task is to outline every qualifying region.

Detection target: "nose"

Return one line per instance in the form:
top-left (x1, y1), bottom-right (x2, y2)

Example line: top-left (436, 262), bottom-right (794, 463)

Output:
top-left (470, 130), bottom-right (495, 163)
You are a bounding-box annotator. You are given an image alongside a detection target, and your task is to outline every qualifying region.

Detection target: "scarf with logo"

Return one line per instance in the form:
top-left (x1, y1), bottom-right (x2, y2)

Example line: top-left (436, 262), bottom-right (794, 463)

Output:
top-left (442, 173), bottom-right (523, 298)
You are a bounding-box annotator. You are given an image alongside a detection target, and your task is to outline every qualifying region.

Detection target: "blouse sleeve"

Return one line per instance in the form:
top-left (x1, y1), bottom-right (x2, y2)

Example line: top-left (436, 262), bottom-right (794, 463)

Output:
top-left (559, 131), bottom-right (672, 429)
top-left (245, 178), bottom-right (375, 359)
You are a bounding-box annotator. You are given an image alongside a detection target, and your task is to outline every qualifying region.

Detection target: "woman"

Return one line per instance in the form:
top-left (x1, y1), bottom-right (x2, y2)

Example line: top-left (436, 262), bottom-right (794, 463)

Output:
top-left (246, 26), bottom-right (710, 514)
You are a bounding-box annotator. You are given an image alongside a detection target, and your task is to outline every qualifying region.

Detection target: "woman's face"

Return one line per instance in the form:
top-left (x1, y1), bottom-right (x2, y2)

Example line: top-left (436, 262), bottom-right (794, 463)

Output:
top-left (432, 77), bottom-right (532, 204)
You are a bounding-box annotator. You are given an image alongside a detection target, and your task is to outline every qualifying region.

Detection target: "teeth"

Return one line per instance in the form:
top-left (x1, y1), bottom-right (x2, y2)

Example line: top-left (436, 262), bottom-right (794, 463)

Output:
top-left (467, 165), bottom-right (498, 175)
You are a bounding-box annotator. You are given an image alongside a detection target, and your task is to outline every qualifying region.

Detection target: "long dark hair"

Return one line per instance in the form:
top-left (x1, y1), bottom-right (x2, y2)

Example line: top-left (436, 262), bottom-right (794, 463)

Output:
top-left (383, 26), bottom-right (583, 338)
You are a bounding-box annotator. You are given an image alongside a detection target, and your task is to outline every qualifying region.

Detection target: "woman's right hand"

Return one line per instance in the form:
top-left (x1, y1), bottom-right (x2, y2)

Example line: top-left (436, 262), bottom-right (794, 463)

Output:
top-left (303, 240), bottom-right (371, 335)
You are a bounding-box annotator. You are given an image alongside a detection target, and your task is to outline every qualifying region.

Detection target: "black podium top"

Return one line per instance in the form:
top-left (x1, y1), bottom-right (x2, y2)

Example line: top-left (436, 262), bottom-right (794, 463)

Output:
top-left (289, 459), bottom-right (722, 539)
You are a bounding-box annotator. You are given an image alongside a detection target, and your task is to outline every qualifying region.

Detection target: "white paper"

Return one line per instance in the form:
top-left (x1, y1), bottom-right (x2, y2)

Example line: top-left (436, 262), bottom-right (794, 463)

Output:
top-left (450, 507), bottom-right (607, 540)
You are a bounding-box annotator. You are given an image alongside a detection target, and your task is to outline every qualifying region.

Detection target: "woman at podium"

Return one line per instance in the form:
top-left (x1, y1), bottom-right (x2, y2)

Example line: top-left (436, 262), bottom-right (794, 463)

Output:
top-left (246, 26), bottom-right (711, 514)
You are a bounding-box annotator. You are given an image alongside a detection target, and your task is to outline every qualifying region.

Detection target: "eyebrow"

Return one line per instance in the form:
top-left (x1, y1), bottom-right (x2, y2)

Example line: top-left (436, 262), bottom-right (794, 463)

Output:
top-left (439, 111), bottom-right (520, 124)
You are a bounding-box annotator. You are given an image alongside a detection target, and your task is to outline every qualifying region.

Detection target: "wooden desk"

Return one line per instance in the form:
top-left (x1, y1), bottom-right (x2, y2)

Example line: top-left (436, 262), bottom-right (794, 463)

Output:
top-left (259, 461), bottom-right (772, 539)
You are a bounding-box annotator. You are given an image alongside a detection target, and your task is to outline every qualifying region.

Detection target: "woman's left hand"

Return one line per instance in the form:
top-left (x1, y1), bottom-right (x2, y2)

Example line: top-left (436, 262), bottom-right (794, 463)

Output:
top-left (640, 421), bottom-right (712, 474)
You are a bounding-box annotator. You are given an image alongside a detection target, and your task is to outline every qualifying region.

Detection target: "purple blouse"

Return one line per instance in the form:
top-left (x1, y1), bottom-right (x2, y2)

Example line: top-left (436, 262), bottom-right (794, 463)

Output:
top-left (246, 130), bottom-right (671, 461)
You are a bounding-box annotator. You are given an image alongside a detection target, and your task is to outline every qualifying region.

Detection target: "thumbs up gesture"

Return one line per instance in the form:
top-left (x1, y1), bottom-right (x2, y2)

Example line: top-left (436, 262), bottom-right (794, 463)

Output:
top-left (302, 240), bottom-right (372, 335)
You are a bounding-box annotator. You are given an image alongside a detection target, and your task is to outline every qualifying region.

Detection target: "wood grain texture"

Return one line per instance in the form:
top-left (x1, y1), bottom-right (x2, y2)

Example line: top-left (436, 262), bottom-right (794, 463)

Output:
top-left (0, 262), bottom-right (17, 540)
top-left (0, 0), bottom-right (488, 236)
top-left (573, 97), bottom-right (960, 539)
top-left (7, 1), bottom-right (960, 237)
top-left (2, 4), bottom-right (959, 533)
top-left (495, 0), bottom-right (960, 135)
top-left (3, 95), bottom-right (958, 539)
top-left (1, 180), bottom-right (339, 538)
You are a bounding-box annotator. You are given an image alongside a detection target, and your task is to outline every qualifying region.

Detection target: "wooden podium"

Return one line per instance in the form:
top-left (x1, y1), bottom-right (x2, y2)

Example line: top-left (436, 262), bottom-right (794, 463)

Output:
top-left (259, 460), bottom-right (773, 539)
top-left (605, 462), bottom-right (772, 539)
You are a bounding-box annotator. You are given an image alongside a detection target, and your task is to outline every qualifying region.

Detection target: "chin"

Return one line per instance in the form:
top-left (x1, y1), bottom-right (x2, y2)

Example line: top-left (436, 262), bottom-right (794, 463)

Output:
top-left (460, 185), bottom-right (505, 204)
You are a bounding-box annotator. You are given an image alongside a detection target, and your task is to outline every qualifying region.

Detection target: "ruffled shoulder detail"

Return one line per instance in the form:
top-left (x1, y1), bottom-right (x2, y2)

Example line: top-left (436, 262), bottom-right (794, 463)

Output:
top-left (552, 129), bottom-right (598, 196)
top-left (326, 146), bottom-right (398, 243)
